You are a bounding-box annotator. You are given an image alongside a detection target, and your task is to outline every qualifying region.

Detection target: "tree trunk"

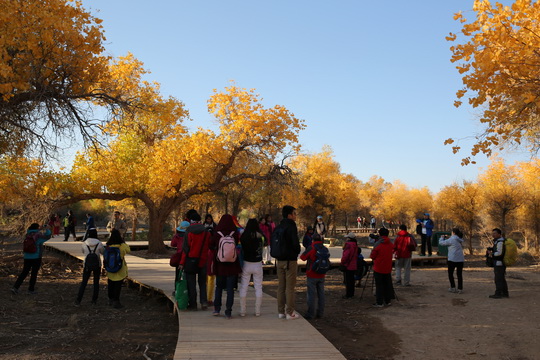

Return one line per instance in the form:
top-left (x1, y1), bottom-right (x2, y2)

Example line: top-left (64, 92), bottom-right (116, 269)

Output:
top-left (131, 201), bottom-right (138, 242)
top-left (147, 209), bottom-right (168, 254)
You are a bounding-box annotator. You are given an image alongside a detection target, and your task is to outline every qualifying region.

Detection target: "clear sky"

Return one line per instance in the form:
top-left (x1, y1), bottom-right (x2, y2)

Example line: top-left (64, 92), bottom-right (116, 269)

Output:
top-left (80, 0), bottom-right (530, 192)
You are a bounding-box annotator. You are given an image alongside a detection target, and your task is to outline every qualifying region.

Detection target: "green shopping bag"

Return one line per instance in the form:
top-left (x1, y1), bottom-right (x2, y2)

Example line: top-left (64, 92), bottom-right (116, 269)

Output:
top-left (175, 269), bottom-right (188, 310)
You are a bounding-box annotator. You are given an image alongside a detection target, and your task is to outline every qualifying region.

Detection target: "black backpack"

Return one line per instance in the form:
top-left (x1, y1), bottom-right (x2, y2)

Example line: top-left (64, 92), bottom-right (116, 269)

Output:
top-left (311, 243), bottom-right (330, 274)
top-left (84, 244), bottom-right (100, 272)
top-left (270, 225), bottom-right (287, 259)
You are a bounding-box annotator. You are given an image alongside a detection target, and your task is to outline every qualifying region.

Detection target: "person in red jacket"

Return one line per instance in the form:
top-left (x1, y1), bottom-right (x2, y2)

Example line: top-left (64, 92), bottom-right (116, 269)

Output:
top-left (370, 227), bottom-right (395, 307)
top-left (393, 224), bottom-right (417, 286)
top-left (180, 212), bottom-right (211, 311)
top-left (340, 232), bottom-right (358, 299)
top-left (300, 233), bottom-right (327, 319)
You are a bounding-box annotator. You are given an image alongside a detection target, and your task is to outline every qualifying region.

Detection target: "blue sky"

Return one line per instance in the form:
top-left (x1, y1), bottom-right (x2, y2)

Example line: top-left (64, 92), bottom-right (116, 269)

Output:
top-left (81, 0), bottom-right (530, 192)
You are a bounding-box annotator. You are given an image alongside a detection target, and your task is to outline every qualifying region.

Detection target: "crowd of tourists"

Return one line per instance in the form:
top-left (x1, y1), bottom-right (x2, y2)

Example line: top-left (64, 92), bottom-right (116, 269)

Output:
top-left (10, 207), bottom-right (512, 320)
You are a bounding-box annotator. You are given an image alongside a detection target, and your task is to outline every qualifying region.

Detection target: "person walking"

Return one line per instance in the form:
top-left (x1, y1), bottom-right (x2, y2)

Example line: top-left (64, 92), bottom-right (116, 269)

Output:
top-left (340, 232), bottom-right (358, 299)
top-left (370, 228), bottom-right (394, 307)
top-left (211, 214), bottom-right (242, 318)
top-left (273, 205), bottom-right (301, 320)
top-left (300, 233), bottom-right (327, 319)
top-left (83, 213), bottom-right (95, 241)
top-left (393, 224), bottom-right (417, 286)
top-left (260, 214), bottom-right (275, 265)
top-left (63, 210), bottom-right (76, 241)
top-left (487, 228), bottom-right (509, 298)
top-left (105, 229), bottom-right (130, 309)
top-left (239, 218), bottom-right (264, 317)
top-left (439, 228), bottom-right (465, 294)
top-left (75, 228), bottom-right (104, 305)
top-left (11, 223), bottom-right (52, 295)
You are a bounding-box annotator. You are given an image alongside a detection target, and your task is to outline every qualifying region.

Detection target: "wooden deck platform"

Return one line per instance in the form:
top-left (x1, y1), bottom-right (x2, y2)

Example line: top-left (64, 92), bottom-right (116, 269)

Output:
top-left (45, 235), bottom-right (346, 360)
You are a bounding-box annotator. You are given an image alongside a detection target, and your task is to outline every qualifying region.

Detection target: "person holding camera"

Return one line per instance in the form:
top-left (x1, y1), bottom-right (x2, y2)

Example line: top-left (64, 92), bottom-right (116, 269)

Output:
top-left (487, 228), bottom-right (509, 299)
top-left (439, 228), bottom-right (465, 294)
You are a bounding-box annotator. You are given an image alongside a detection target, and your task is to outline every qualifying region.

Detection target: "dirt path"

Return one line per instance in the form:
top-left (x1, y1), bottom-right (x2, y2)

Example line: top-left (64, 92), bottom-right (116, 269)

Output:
top-left (263, 257), bottom-right (540, 360)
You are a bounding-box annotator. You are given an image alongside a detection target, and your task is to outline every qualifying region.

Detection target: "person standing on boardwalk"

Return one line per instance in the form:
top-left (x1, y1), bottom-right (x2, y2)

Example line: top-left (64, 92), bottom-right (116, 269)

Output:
top-left (210, 214), bottom-right (241, 318)
top-left (439, 228), bottom-right (465, 294)
top-left (340, 232), bottom-right (358, 299)
top-left (75, 228), bottom-right (104, 305)
top-left (260, 214), bottom-right (275, 265)
top-left (419, 213), bottom-right (434, 256)
top-left (239, 218), bottom-right (264, 317)
top-left (314, 215), bottom-right (327, 241)
top-left (370, 227), bottom-right (394, 307)
top-left (393, 224), bottom-right (417, 286)
top-left (105, 229), bottom-right (130, 309)
top-left (300, 233), bottom-right (327, 319)
top-left (274, 205), bottom-right (301, 320)
top-left (106, 210), bottom-right (127, 238)
top-left (63, 210), bottom-right (76, 242)
top-left (11, 223), bottom-right (52, 295)
top-left (180, 211), bottom-right (211, 311)
top-left (488, 228), bottom-right (509, 299)
top-left (370, 215), bottom-right (376, 229)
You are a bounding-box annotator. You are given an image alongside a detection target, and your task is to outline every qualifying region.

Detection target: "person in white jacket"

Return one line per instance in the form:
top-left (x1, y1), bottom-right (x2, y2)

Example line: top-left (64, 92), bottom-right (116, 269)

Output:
top-left (439, 228), bottom-right (465, 294)
top-left (75, 228), bottom-right (104, 306)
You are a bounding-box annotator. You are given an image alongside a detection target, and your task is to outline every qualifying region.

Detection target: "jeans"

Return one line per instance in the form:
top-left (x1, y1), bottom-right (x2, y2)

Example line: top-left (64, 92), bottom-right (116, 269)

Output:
top-left (13, 258), bottom-right (42, 291)
top-left (494, 265), bottom-right (508, 296)
top-left (395, 257), bottom-right (412, 285)
top-left (64, 226), bottom-right (76, 241)
top-left (447, 261), bottom-right (463, 290)
top-left (421, 234), bottom-right (432, 255)
top-left (214, 275), bottom-right (237, 316)
top-left (344, 270), bottom-right (356, 297)
top-left (276, 260), bottom-right (298, 315)
top-left (77, 268), bottom-right (100, 302)
top-left (306, 277), bottom-right (325, 318)
top-left (374, 271), bottom-right (394, 305)
top-left (186, 266), bottom-right (207, 308)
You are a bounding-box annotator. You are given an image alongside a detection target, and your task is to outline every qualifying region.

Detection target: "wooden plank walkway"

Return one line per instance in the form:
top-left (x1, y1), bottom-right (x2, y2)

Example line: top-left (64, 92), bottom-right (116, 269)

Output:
top-left (45, 235), bottom-right (346, 360)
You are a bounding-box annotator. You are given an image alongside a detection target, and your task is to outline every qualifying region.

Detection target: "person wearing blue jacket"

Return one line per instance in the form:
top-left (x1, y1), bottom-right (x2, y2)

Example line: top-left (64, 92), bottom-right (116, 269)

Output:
top-left (11, 223), bottom-right (52, 294)
top-left (419, 213), bottom-right (434, 256)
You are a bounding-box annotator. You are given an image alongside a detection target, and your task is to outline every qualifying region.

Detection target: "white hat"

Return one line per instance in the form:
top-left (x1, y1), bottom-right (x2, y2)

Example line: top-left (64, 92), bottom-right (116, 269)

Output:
top-left (345, 232), bottom-right (356, 240)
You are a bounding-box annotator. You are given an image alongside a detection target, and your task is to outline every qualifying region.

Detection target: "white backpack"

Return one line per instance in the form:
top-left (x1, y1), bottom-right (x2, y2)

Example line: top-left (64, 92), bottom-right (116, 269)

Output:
top-left (217, 231), bottom-right (237, 263)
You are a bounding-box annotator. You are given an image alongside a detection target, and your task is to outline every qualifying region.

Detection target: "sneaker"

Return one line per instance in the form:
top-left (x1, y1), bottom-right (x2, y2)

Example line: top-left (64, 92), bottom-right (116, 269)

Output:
top-left (286, 311), bottom-right (301, 320)
top-left (255, 312), bottom-right (261, 317)
top-left (113, 302), bottom-right (124, 309)
top-left (372, 303), bottom-right (384, 308)
top-left (304, 314), bottom-right (313, 320)
top-left (489, 294), bottom-right (503, 299)
top-left (225, 315), bottom-right (232, 320)
top-left (10, 288), bottom-right (18, 295)
top-left (456, 289), bottom-right (463, 294)
top-left (395, 281), bottom-right (402, 285)
top-left (212, 311), bottom-right (220, 316)
top-left (385, 302), bottom-right (392, 307)
top-left (278, 313), bottom-right (286, 319)
top-left (448, 288), bottom-right (456, 293)
top-left (239, 312), bottom-right (246, 317)
top-left (27, 290), bottom-right (37, 295)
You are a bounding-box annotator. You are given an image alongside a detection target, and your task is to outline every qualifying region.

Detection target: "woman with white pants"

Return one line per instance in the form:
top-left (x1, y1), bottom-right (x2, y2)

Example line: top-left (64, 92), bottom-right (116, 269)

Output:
top-left (239, 218), bottom-right (264, 316)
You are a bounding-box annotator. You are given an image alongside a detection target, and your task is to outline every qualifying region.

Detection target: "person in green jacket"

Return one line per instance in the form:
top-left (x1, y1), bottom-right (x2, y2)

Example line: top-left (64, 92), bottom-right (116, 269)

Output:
top-left (11, 223), bottom-right (52, 294)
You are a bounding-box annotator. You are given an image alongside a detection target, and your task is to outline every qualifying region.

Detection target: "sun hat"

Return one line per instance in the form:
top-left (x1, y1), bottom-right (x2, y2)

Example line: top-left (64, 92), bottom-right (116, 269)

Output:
top-left (176, 220), bottom-right (190, 232)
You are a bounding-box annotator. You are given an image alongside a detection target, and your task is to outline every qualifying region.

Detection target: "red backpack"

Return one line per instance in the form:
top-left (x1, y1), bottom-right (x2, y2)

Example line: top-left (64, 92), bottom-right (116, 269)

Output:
top-left (23, 233), bottom-right (38, 253)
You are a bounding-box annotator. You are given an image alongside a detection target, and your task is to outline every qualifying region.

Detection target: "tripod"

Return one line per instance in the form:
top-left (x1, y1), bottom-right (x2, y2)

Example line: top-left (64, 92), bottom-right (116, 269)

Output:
top-left (359, 264), bottom-right (399, 302)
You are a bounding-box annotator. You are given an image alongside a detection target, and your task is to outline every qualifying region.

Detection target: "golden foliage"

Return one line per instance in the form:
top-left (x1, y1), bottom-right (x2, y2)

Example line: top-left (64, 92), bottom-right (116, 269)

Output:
top-left (448, 0), bottom-right (540, 164)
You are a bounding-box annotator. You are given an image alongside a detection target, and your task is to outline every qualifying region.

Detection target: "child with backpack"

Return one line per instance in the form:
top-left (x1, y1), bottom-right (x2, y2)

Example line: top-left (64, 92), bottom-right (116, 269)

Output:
top-left (239, 219), bottom-right (265, 317)
top-left (75, 228), bottom-right (104, 306)
top-left (11, 223), bottom-right (52, 295)
top-left (300, 233), bottom-right (329, 319)
top-left (104, 229), bottom-right (130, 309)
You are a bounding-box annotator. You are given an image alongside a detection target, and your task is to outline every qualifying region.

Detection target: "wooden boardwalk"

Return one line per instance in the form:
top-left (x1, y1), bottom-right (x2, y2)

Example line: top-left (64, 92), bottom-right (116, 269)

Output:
top-left (45, 236), bottom-right (346, 360)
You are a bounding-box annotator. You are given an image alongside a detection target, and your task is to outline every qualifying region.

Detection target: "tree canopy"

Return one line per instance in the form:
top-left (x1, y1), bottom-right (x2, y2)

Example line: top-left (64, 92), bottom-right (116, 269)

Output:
top-left (447, 0), bottom-right (540, 165)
